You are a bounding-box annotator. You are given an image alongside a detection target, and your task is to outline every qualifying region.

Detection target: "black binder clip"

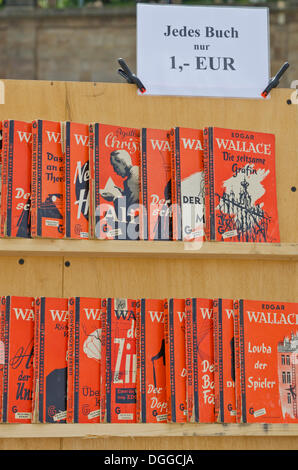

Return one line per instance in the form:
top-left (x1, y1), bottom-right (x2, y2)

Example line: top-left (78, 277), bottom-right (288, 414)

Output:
top-left (117, 58), bottom-right (146, 94)
top-left (261, 62), bottom-right (290, 98)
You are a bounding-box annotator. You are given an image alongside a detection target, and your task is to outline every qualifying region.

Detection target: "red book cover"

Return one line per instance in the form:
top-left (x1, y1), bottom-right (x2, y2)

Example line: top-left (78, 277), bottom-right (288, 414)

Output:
top-left (1, 296), bottom-right (34, 423)
top-left (140, 128), bottom-right (172, 240)
top-left (88, 123), bottom-right (95, 239)
top-left (233, 300), bottom-right (242, 423)
top-left (33, 297), bottom-right (68, 423)
top-left (170, 127), bottom-right (205, 242)
top-left (67, 297), bottom-right (105, 423)
top-left (93, 123), bottom-right (140, 240)
top-left (237, 299), bottom-right (298, 423)
top-left (1, 121), bottom-right (32, 238)
top-left (164, 298), bottom-right (187, 423)
top-left (65, 121), bottom-right (90, 239)
top-left (0, 120), bottom-right (9, 237)
top-left (185, 298), bottom-right (194, 422)
top-left (101, 298), bottom-right (137, 423)
top-left (203, 127), bottom-right (279, 242)
top-left (213, 298), bottom-right (236, 423)
top-left (31, 120), bottom-right (65, 238)
top-left (186, 298), bottom-right (215, 423)
top-left (0, 297), bottom-right (6, 422)
top-left (138, 298), bottom-right (167, 423)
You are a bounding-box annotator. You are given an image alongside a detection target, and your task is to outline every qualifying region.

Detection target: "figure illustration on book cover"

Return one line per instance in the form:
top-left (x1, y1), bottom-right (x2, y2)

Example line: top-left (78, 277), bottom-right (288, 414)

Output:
top-left (99, 149), bottom-right (139, 239)
top-left (278, 333), bottom-right (298, 420)
top-left (38, 193), bottom-right (64, 234)
top-left (216, 164), bottom-right (271, 242)
top-left (83, 325), bottom-right (101, 363)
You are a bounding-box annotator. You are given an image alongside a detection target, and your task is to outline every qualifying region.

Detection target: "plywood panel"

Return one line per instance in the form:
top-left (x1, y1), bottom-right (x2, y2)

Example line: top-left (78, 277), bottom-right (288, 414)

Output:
top-left (62, 257), bottom-right (297, 303)
top-left (0, 438), bottom-right (61, 450)
top-left (61, 436), bottom-right (298, 451)
top-left (0, 256), bottom-right (63, 297)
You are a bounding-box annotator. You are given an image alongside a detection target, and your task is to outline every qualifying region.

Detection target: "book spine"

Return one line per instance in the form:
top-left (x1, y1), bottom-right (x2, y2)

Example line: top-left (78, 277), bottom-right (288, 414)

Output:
top-left (140, 298), bottom-right (146, 422)
top-left (192, 298), bottom-right (199, 423)
top-left (93, 123), bottom-right (100, 239)
top-left (32, 298), bottom-right (40, 423)
top-left (185, 298), bottom-right (194, 422)
top-left (238, 299), bottom-right (246, 423)
top-left (135, 299), bottom-right (141, 422)
top-left (65, 122), bottom-right (71, 238)
top-left (203, 127), bottom-right (211, 241)
top-left (66, 297), bottom-right (75, 423)
top-left (170, 129), bottom-right (177, 240)
top-left (0, 297), bottom-right (6, 422)
top-left (6, 122), bottom-right (14, 237)
top-left (30, 120), bottom-right (38, 238)
top-left (88, 123), bottom-right (94, 239)
top-left (100, 302), bottom-right (107, 423)
top-left (140, 128), bottom-right (148, 240)
top-left (2, 296), bottom-right (10, 422)
top-left (168, 299), bottom-right (176, 422)
top-left (105, 297), bottom-right (112, 423)
top-left (73, 297), bottom-right (80, 423)
top-left (233, 300), bottom-right (241, 424)
top-left (213, 298), bottom-right (220, 422)
top-left (172, 128), bottom-right (182, 241)
top-left (163, 299), bottom-right (171, 422)
top-left (0, 121), bottom-right (9, 237)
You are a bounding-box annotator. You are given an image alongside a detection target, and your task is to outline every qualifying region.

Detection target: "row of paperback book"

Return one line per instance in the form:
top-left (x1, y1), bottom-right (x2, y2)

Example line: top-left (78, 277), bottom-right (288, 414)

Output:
top-left (0, 295), bottom-right (297, 424)
top-left (0, 119), bottom-right (280, 242)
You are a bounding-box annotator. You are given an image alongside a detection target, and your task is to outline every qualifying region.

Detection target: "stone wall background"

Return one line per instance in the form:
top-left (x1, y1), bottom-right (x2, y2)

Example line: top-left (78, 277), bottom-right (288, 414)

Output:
top-left (0, 3), bottom-right (297, 87)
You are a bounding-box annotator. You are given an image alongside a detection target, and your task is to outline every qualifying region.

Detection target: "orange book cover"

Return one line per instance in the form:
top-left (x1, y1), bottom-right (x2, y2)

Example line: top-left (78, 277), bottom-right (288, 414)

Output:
top-left (203, 127), bottom-right (279, 242)
top-left (170, 127), bottom-right (204, 242)
top-left (65, 122), bottom-right (90, 239)
top-left (67, 297), bottom-right (105, 423)
top-left (186, 298), bottom-right (215, 423)
top-left (0, 121), bottom-right (9, 237)
top-left (1, 296), bottom-right (34, 423)
top-left (31, 120), bottom-right (65, 238)
top-left (138, 298), bottom-right (167, 423)
top-left (93, 123), bottom-right (140, 240)
top-left (33, 297), bottom-right (68, 423)
top-left (101, 298), bottom-right (137, 423)
top-left (140, 128), bottom-right (172, 240)
top-left (164, 298), bottom-right (187, 423)
top-left (213, 298), bottom-right (236, 423)
top-left (237, 299), bottom-right (298, 423)
top-left (1, 121), bottom-right (32, 238)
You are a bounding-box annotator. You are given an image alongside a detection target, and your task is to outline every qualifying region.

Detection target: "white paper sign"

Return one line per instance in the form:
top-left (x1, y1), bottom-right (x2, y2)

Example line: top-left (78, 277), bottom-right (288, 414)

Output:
top-left (137, 4), bottom-right (270, 98)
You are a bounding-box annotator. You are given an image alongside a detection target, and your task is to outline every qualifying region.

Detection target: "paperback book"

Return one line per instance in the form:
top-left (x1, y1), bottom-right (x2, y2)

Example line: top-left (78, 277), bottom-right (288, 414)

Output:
top-left (0, 120), bottom-right (32, 238)
top-left (64, 121), bottom-right (90, 239)
top-left (140, 128), bottom-right (172, 240)
top-left (93, 123), bottom-right (140, 240)
top-left (136, 298), bottom-right (167, 423)
top-left (185, 298), bottom-right (215, 422)
top-left (31, 120), bottom-right (65, 238)
top-left (213, 298), bottom-right (236, 423)
top-left (33, 297), bottom-right (68, 423)
top-left (235, 299), bottom-right (298, 423)
top-left (67, 297), bottom-right (105, 423)
top-left (170, 127), bottom-right (205, 242)
top-left (203, 127), bottom-right (279, 242)
top-left (101, 298), bottom-right (137, 423)
top-left (1, 296), bottom-right (34, 423)
top-left (164, 298), bottom-right (187, 422)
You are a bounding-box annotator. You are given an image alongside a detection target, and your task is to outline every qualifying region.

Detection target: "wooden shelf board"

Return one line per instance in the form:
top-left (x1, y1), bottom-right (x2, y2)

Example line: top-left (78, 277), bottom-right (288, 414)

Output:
top-left (1, 423), bottom-right (298, 438)
top-left (0, 239), bottom-right (296, 260)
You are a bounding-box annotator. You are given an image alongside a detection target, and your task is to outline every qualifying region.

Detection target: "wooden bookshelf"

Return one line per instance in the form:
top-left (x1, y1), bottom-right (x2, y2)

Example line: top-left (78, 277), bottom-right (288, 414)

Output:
top-left (0, 80), bottom-right (297, 450)
top-left (0, 239), bottom-right (297, 260)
